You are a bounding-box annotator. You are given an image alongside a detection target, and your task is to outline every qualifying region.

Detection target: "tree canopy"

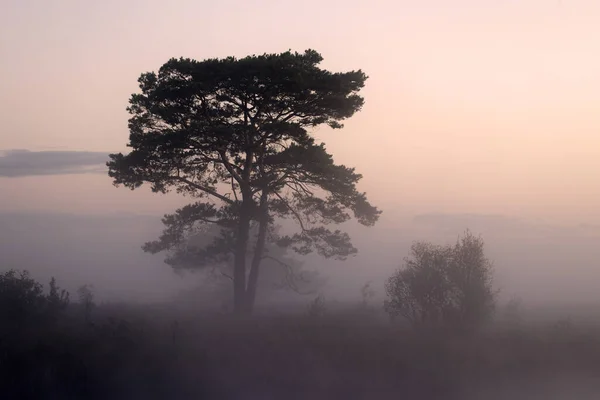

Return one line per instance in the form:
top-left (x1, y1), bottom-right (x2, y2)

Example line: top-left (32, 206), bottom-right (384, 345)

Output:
top-left (107, 49), bottom-right (381, 313)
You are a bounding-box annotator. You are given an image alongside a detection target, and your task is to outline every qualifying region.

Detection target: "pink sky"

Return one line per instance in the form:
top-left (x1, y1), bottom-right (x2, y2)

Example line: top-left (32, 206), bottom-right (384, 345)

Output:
top-left (1, 0), bottom-right (599, 223)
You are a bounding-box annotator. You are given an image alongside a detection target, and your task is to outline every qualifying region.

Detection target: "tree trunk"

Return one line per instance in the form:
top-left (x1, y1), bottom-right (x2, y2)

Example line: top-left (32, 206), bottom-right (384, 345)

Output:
top-left (245, 191), bottom-right (269, 313)
top-left (233, 198), bottom-right (252, 315)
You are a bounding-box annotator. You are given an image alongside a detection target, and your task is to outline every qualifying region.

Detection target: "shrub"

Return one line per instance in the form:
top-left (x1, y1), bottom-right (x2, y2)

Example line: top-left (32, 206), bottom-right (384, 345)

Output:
top-left (384, 230), bottom-right (496, 332)
top-left (0, 269), bottom-right (192, 399)
top-left (0, 269), bottom-right (69, 329)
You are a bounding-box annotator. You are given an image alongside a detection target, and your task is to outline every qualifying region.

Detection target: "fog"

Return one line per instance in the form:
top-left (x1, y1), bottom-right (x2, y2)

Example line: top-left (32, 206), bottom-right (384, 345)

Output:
top-left (3, 209), bottom-right (600, 309)
top-left (3, 207), bottom-right (600, 398)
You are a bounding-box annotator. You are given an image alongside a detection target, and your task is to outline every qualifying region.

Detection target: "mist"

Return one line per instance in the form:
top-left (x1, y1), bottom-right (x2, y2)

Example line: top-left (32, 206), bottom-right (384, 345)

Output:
top-left (3, 209), bottom-right (600, 309)
top-left (3, 207), bottom-right (600, 398)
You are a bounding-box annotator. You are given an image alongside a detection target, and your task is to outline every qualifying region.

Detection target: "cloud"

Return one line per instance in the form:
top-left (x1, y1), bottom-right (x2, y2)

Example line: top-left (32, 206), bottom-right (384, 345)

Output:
top-left (0, 149), bottom-right (109, 177)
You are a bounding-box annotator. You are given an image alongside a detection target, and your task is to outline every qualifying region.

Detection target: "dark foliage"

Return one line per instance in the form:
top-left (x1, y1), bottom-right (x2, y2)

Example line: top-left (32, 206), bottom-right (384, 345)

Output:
top-left (0, 270), bottom-right (67, 329)
top-left (0, 270), bottom-right (210, 399)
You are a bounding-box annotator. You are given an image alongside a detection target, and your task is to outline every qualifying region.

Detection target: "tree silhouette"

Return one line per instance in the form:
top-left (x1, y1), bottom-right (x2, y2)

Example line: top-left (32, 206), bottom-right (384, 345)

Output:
top-left (108, 49), bottom-right (381, 313)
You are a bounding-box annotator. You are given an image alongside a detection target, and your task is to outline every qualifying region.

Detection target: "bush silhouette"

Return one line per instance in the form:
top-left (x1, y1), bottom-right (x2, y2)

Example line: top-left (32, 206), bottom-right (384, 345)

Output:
top-left (384, 231), bottom-right (496, 332)
top-left (0, 269), bottom-right (209, 399)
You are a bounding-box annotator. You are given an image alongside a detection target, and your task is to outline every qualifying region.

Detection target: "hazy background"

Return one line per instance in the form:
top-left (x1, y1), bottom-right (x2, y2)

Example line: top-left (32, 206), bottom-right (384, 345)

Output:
top-left (1, 0), bottom-right (599, 307)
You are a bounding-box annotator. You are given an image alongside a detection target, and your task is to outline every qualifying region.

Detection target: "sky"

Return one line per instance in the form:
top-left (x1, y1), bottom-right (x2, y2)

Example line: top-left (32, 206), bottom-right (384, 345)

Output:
top-left (1, 0), bottom-right (599, 221)
top-left (1, 0), bottom-right (600, 305)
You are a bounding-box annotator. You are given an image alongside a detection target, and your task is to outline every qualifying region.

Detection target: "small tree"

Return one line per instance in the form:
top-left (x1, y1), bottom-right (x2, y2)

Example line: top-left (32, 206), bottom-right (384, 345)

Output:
top-left (384, 242), bottom-right (452, 328)
top-left (47, 277), bottom-right (70, 317)
top-left (360, 281), bottom-right (375, 309)
top-left (446, 231), bottom-right (496, 329)
top-left (108, 49), bottom-right (381, 314)
top-left (0, 270), bottom-right (70, 329)
top-left (0, 270), bottom-right (46, 327)
top-left (384, 231), bottom-right (496, 331)
top-left (77, 284), bottom-right (95, 323)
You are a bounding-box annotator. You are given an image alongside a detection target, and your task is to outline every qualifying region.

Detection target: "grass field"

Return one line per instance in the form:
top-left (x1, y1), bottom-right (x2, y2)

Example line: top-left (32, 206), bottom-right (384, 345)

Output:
top-left (3, 297), bottom-right (600, 399)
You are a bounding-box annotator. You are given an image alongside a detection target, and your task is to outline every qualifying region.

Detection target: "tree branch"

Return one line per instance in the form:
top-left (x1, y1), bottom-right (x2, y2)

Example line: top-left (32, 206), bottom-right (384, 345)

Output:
top-left (220, 271), bottom-right (234, 281)
top-left (273, 192), bottom-right (306, 232)
top-left (263, 255), bottom-right (316, 295)
top-left (174, 177), bottom-right (234, 205)
top-left (230, 176), bottom-right (239, 202)
top-left (218, 150), bottom-right (245, 184)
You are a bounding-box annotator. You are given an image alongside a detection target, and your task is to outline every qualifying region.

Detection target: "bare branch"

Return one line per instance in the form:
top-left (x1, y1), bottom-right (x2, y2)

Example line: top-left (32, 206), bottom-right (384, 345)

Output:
top-left (220, 271), bottom-right (234, 281)
top-left (263, 255), bottom-right (316, 295)
top-left (273, 192), bottom-right (306, 232)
